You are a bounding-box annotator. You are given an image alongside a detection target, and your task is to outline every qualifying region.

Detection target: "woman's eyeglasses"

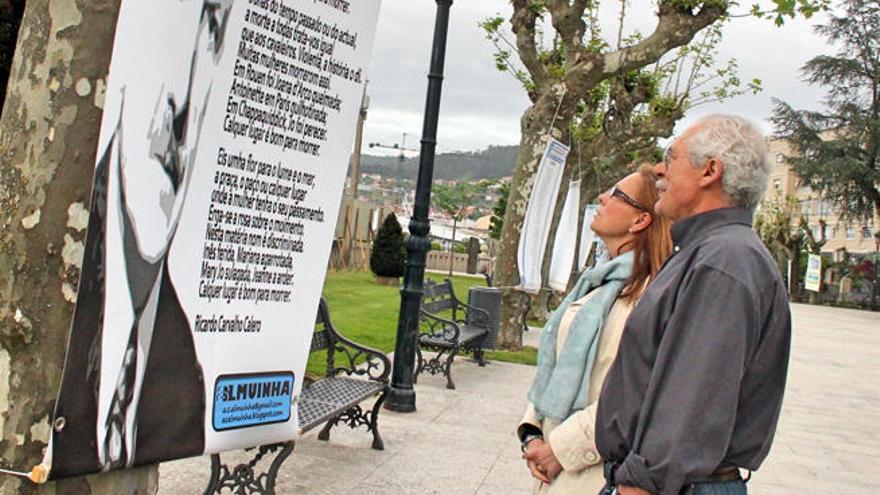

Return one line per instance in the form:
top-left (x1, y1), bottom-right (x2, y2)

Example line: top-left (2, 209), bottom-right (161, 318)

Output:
top-left (609, 185), bottom-right (650, 212)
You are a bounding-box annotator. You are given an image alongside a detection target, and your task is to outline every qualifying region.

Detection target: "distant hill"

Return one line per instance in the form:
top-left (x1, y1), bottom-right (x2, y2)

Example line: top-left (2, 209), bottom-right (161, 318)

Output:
top-left (354, 145), bottom-right (518, 180)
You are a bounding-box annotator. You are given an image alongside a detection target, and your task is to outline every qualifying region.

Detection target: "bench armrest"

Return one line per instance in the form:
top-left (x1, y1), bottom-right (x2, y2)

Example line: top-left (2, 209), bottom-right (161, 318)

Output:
top-left (462, 304), bottom-right (490, 328)
top-left (419, 308), bottom-right (461, 343)
top-left (442, 278), bottom-right (490, 328)
top-left (326, 325), bottom-right (391, 383)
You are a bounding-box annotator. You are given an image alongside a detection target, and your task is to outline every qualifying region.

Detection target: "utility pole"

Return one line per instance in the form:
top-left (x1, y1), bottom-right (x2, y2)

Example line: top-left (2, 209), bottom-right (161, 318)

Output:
top-left (350, 87), bottom-right (369, 199)
top-left (341, 88), bottom-right (369, 268)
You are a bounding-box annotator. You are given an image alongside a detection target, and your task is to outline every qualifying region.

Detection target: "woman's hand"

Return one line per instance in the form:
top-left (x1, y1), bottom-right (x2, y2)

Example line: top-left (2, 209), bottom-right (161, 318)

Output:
top-left (522, 438), bottom-right (563, 482)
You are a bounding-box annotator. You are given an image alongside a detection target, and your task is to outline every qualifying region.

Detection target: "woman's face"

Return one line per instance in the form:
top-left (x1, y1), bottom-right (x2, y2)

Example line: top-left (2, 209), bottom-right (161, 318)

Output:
top-left (591, 173), bottom-right (647, 243)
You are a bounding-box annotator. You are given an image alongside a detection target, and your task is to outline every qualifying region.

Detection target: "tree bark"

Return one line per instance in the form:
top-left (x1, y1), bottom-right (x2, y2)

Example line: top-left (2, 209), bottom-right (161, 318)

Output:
top-left (494, 1), bottom-right (727, 349)
top-left (495, 90), bottom-right (570, 349)
top-left (0, 0), bottom-right (158, 493)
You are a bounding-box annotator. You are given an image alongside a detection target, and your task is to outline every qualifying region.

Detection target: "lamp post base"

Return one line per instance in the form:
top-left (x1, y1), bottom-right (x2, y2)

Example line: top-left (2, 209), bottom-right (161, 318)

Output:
top-left (384, 386), bottom-right (416, 412)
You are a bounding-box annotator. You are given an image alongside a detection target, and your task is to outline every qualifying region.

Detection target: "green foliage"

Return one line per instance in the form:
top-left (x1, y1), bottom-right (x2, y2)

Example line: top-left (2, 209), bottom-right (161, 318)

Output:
top-left (750, 0), bottom-right (831, 26)
top-left (481, 14), bottom-right (538, 93)
top-left (528, 0), bottom-right (549, 17)
top-left (370, 213), bottom-right (405, 278)
top-left (433, 181), bottom-right (480, 223)
top-left (489, 182), bottom-right (509, 240)
top-left (430, 241), bottom-right (442, 251)
top-left (771, 0), bottom-right (880, 221)
top-left (309, 270), bottom-right (536, 375)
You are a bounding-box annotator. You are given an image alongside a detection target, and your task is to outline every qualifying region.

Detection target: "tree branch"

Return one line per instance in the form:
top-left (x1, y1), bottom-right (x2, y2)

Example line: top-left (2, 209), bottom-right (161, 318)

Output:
top-left (549, 0), bottom-right (588, 58)
top-left (511, 0), bottom-right (551, 94)
top-left (566, 1), bottom-right (728, 89)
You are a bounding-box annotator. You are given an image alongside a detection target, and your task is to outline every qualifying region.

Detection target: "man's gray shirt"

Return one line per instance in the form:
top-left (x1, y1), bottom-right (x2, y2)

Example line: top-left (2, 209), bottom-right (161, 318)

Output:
top-left (595, 207), bottom-right (791, 495)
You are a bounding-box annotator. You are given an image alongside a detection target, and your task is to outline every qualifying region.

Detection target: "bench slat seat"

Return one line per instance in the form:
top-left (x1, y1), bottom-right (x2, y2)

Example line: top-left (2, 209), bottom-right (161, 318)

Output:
top-left (416, 279), bottom-right (491, 390)
top-left (299, 377), bottom-right (386, 432)
top-left (205, 298), bottom-right (389, 495)
top-left (419, 324), bottom-right (487, 348)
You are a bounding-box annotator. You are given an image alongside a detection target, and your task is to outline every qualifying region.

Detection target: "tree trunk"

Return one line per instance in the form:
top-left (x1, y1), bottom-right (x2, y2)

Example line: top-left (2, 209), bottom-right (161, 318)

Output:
top-left (495, 89), bottom-right (569, 350)
top-left (0, 0), bottom-right (158, 493)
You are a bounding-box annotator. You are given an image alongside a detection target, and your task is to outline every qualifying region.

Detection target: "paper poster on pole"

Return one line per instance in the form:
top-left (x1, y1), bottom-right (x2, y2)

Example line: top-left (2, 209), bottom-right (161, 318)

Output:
top-left (577, 204), bottom-right (599, 270)
top-left (517, 139), bottom-right (568, 293)
top-left (805, 253), bottom-right (822, 292)
top-left (548, 180), bottom-right (580, 292)
top-left (46, 0), bottom-right (382, 479)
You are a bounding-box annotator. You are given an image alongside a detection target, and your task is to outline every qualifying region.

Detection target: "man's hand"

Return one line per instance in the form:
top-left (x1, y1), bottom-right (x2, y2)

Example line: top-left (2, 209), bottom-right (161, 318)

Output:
top-left (522, 439), bottom-right (563, 482)
top-left (618, 485), bottom-right (652, 495)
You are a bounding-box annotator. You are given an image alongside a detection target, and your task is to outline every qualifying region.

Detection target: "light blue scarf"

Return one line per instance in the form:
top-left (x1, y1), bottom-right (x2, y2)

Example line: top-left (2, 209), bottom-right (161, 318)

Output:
top-left (527, 251), bottom-right (634, 422)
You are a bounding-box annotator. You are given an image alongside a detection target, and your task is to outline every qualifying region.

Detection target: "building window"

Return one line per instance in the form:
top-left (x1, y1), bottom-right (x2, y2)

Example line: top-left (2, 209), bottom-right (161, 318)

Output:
top-left (846, 227), bottom-right (855, 240)
top-left (813, 226), bottom-right (821, 239)
top-left (801, 201), bottom-right (812, 216)
top-left (776, 153), bottom-right (785, 163)
top-left (819, 200), bottom-right (832, 216)
top-left (773, 179), bottom-right (782, 192)
top-left (863, 226), bottom-right (873, 240)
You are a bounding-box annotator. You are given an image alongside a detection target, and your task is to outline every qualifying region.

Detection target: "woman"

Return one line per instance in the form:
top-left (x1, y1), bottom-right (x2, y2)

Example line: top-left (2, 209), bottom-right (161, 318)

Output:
top-left (518, 164), bottom-right (672, 494)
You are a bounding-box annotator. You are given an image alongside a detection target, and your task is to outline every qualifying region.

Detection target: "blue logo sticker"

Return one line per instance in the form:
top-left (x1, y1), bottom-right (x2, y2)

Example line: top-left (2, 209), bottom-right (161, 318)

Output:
top-left (213, 372), bottom-right (295, 431)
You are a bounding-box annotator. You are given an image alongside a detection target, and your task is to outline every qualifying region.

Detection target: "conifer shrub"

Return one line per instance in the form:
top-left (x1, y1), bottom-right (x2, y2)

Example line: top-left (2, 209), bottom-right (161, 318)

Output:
top-left (370, 213), bottom-right (405, 278)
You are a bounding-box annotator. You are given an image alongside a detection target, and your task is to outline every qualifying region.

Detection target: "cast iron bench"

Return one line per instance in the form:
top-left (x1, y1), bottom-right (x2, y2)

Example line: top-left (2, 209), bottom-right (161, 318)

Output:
top-left (416, 279), bottom-right (491, 390)
top-left (204, 298), bottom-right (390, 494)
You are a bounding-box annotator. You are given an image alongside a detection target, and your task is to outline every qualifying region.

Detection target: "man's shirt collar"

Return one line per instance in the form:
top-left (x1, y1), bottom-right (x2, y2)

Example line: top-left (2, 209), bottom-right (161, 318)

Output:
top-left (670, 207), bottom-right (753, 254)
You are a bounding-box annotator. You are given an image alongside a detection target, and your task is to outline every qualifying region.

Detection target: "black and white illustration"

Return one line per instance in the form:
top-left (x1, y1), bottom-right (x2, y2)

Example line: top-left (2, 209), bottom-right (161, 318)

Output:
top-left (49, 0), bottom-right (381, 479)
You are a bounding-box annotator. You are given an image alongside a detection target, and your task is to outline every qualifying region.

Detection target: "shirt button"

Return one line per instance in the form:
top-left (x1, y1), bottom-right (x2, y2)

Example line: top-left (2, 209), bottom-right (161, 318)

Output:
top-left (585, 451), bottom-right (599, 463)
top-left (674, 246), bottom-right (680, 252)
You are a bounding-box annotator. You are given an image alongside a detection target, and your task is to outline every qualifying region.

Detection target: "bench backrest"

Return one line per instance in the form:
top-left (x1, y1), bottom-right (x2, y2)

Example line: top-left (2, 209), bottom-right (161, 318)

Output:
top-left (311, 298), bottom-right (333, 352)
top-left (421, 280), bottom-right (455, 314)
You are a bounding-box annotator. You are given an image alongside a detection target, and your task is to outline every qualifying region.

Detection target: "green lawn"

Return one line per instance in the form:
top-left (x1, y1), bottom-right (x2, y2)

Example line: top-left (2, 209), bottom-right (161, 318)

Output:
top-left (309, 269), bottom-right (537, 375)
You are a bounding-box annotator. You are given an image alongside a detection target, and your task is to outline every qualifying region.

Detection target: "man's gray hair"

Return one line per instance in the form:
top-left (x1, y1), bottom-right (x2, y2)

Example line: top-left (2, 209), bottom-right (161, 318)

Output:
top-left (686, 114), bottom-right (770, 211)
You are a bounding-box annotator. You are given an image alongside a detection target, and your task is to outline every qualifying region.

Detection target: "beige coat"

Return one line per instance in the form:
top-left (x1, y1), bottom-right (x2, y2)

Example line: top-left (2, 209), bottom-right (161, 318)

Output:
top-left (519, 291), bottom-right (635, 495)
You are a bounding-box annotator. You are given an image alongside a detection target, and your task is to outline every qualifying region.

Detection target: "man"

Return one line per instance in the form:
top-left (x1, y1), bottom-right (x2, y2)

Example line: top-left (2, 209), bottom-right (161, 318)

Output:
top-left (50, 0), bottom-right (232, 478)
top-left (595, 115), bottom-right (791, 495)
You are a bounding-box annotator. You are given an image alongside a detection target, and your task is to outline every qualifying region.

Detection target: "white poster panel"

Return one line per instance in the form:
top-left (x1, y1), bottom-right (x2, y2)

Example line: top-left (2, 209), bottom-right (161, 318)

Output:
top-left (805, 253), bottom-right (822, 292)
top-left (517, 139), bottom-right (568, 293)
top-left (47, 0), bottom-right (381, 479)
top-left (548, 180), bottom-right (580, 292)
top-left (577, 204), bottom-right (599, 270)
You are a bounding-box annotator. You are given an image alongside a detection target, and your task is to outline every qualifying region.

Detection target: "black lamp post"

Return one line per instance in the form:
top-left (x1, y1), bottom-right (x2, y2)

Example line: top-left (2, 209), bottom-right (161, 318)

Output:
top-left (385, 0), bottom-right (453, 412)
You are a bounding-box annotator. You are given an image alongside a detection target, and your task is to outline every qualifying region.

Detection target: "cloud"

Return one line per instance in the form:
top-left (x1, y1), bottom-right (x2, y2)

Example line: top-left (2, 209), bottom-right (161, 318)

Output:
top-left (364, 0), bottom-right (831, 153)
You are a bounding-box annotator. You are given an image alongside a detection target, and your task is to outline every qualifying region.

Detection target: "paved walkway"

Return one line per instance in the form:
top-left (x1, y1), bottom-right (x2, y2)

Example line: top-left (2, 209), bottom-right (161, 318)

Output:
top-left (159, 303), bottom-right (879, 494)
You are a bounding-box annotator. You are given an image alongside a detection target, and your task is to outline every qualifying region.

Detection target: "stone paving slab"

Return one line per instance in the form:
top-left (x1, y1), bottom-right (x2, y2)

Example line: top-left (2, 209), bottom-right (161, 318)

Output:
top-left (160, 303), bottom-right (879, 494)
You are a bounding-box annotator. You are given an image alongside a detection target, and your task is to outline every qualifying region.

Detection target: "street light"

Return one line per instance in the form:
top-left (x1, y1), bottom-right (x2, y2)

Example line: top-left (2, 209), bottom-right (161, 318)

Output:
top-left (369, 132), bottom-right (419, 162)
top-left (385, 0), bottom-right (453, 413)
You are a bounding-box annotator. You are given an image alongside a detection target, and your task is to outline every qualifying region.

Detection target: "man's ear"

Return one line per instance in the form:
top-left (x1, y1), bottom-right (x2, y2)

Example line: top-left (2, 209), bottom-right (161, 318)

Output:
top-left (630, 211), bottom-right (653, 234)
top-left (700, 157), bottom-right (724, 188)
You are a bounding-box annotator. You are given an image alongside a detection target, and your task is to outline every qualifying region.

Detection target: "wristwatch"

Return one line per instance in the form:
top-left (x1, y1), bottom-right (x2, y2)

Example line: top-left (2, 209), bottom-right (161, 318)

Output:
top-left (521, 433), bottom-right (543, 452)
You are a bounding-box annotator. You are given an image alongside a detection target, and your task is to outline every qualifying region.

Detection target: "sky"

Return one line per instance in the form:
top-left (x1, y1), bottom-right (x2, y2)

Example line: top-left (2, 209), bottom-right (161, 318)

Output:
top-left (362, 0), bottom-right (833, 156)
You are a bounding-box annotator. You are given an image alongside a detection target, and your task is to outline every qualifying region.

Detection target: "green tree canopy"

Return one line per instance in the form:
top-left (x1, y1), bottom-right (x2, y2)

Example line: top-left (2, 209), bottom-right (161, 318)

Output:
top-left (771, 0), bottom-right (880, 222)
top-left (489, 182), bottom-right (509, 240)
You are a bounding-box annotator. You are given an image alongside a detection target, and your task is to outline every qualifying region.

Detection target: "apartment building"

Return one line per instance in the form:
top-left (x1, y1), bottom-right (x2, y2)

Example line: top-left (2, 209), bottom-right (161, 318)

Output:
top-left (764, 139), bottom-right (880, 254)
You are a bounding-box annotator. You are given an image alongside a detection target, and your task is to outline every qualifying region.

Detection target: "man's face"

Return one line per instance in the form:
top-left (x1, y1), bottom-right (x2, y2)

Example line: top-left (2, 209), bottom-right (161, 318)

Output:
top-left (654, 125), bottom-right (707, 222)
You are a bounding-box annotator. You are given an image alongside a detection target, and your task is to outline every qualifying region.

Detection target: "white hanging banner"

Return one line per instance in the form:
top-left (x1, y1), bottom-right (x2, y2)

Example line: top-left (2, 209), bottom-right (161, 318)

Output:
top-left (517, 138), bottom-right (568, 293)
top-left (548, 180), bottom-right (580, 292)
top-left (805, 253), bottom-right (822, 292)
top-left (577, 204), bottom-right (599, 270)
top-left (47, 0), bottom-right (382, 480)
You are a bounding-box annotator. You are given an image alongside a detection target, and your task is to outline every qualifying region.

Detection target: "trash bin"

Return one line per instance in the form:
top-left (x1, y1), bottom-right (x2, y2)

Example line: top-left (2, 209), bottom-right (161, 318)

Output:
top-left (467, 286), bottom-right (502, 350)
